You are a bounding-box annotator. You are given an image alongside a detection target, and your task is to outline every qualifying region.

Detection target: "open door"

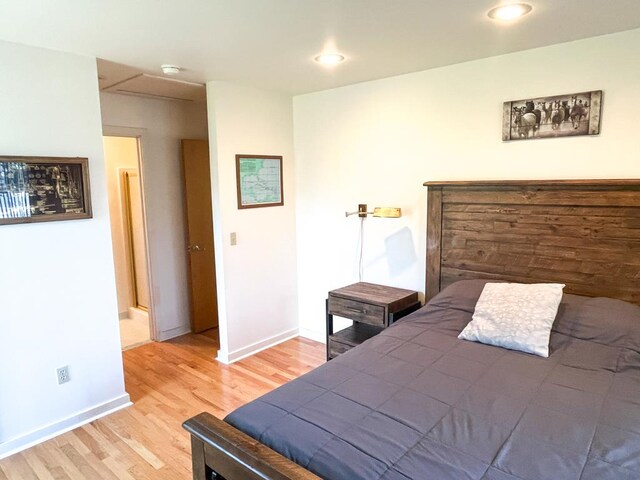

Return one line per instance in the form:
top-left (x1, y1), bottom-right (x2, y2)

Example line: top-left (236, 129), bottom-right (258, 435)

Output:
top-left (182, 139), bottom-right (219, 333)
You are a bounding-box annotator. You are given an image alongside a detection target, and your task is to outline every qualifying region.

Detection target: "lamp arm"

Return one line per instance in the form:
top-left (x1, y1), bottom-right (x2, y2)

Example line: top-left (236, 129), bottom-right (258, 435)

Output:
top-left (345, 210), bottom-right (373, 217)
top-left (345, 203), bottom-right (370, 218)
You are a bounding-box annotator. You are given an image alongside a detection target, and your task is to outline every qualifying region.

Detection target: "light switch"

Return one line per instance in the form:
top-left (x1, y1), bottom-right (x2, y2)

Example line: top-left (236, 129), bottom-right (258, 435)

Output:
top-left (230, 232), bottom-right (237, 246)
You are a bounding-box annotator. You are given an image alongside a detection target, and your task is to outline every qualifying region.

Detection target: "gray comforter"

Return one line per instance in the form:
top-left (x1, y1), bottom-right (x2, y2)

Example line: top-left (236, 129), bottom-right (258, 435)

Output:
top-left (225, 280), bottom-right (640, 480)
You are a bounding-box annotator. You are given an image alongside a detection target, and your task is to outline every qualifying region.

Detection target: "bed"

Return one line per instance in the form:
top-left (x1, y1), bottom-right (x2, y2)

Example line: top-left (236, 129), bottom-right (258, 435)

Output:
top-left (183, 179), bottom-right (640, 480)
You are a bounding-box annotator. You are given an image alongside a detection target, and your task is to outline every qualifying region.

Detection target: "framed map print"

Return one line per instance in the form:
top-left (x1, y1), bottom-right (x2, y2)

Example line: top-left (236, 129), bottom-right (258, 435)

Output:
top-left (0, 156), bottom-right (92, 225)
top-left (235, 154), bottom-right (284, 209)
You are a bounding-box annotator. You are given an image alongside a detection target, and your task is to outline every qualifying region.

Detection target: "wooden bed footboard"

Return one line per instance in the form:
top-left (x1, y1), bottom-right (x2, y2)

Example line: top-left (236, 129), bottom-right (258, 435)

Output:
top-left (183, 412), bottom-right (322, 480)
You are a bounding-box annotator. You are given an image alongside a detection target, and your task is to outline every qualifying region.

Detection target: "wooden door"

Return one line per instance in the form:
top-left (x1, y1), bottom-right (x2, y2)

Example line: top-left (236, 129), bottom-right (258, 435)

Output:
top-left (182, 140), bottom-right (218, 333)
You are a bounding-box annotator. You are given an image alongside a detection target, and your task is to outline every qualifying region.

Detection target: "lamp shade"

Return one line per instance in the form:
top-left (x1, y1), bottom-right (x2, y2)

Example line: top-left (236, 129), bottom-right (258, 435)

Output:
top-left (373, 207), bottom-right (401, 218)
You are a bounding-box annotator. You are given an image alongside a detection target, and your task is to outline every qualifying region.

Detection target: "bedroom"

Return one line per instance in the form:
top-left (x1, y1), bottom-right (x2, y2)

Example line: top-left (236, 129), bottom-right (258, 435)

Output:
top-left (0, 1), bottom-right (639, 479)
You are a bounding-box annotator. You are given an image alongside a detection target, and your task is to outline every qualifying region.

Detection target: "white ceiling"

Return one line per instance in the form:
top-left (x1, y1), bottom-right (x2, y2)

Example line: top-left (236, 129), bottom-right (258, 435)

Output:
top-left (1, 0), bottom-right (640, 95)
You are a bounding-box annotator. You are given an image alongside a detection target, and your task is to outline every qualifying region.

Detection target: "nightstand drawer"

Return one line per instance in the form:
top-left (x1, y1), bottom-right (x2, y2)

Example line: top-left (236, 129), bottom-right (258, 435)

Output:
top-left (328, 296), bottom-right (385, 326)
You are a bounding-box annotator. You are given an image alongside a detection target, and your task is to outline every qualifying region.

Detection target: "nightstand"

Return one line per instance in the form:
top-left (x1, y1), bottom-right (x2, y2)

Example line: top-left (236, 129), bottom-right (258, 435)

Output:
top-left (326, 282), bottom-right (421, 360)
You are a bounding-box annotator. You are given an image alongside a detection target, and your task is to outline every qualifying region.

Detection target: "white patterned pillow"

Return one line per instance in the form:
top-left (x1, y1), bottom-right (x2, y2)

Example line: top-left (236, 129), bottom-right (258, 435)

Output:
top-left (458, 282), bottom-right (565, 357)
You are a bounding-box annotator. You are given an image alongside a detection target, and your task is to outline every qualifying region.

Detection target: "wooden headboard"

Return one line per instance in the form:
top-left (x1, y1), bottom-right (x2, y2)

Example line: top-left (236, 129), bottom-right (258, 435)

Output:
top-left (424, 180), bottom-right (640, 306)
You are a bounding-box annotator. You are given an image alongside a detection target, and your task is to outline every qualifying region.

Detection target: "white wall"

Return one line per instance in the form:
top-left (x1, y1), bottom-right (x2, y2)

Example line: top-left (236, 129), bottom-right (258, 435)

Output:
top-left (104, 136), bottom-right (139, 315)
top-left (0, 41), bottom-right (129, 457)
top-left (294, 29), bottom-right (640, 341)
top-left (207, 82), bottom-right (298, 363)
top-left (100, 93), bottom-right (209, 340)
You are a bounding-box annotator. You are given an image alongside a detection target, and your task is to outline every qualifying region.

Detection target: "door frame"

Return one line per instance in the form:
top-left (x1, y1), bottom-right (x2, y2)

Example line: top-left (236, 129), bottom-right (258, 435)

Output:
top-left (120, 168), bottom-right (148, 310)
top-left (103, 125), bottom-right (158, 341)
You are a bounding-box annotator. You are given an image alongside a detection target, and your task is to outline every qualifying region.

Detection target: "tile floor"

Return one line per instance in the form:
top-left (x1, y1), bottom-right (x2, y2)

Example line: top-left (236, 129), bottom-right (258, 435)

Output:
top-left (119, 315), bottom-right (151, 350)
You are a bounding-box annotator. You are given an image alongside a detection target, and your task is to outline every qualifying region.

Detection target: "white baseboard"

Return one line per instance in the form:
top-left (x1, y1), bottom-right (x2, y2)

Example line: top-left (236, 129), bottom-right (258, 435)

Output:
top-left (298, 327), bottom-right (326, 344)
top-left (217, 328), bottom-right (299, 364)
top-left (0, 393), bottom-right (132, 460)
top-left (156, 324), bottom-right (191, 342)
top-left (215, 346), bottom-right (230, 363)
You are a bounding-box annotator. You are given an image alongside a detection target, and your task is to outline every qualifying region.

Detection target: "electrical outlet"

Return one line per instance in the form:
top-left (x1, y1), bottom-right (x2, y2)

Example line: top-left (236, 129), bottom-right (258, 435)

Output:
top-left (57, 366), bottom-right (70, 385)
top-left (230, 232), bottom-right (237, 246)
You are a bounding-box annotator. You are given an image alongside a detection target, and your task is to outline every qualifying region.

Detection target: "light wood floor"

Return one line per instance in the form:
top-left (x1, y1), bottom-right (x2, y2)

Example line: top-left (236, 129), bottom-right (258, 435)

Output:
top-left (0, 332), bottom-right (325, 479)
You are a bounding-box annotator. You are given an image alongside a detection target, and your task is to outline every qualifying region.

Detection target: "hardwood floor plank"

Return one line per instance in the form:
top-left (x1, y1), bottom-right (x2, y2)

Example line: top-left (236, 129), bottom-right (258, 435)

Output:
top-left (101, 456), bottom-right (137, 480)
top-left (72, 429), bottom-right (109, 461)
top-left (2, 454), bottom-right (39, 480)
top-left (59, 443), bottom-right (104, 479)
top-left (37, 443), bottom-right (86, 480)
top-left (21, 448), bottom-right (57, 480)
top-left (30, 444), bottom-right (72, 480)
top-left (106, 419), bottom-right (165, 470)
top-left (0, 334), bottom-right (324, 479)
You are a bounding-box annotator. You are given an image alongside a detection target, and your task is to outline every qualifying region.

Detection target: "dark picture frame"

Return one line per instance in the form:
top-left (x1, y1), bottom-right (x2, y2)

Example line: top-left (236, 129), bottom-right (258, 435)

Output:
top-left (502, 90), bottom-right (602, 141)
top-left (0, 156), bottom-right (92, 225)
top-left (235, 154), bottom-right (284, 209)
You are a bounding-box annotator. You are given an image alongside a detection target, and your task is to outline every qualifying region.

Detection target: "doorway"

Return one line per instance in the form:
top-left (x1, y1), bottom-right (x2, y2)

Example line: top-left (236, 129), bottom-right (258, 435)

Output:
top-left (104, 135), bottom-right (153, 350)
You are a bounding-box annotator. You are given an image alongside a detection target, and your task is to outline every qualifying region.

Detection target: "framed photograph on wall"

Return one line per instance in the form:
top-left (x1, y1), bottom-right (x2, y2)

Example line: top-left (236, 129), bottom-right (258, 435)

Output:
top-left (235, 154), bottom-right (284, 209)
top-left (0, 156), bottom-right (92, 225)
top-left (502, 90), bottom-right (602, 141)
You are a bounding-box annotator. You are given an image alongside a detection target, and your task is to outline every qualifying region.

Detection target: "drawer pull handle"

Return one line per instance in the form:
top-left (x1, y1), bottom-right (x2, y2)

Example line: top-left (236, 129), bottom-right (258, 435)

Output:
top-left (345, 306), bottom-right (365, 314)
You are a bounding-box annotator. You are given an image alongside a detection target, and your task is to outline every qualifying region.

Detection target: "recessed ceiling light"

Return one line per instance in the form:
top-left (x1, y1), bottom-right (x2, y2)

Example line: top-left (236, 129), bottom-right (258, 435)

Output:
top-left (161, 64), bottom-right (181, 75)
top-left (314, 53), bottom-right (345, 66)
top-left (487, 3), bottom-right (533, 21)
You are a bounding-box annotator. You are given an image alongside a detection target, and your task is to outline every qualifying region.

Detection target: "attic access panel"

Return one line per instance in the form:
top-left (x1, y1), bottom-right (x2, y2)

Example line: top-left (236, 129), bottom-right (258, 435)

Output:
top-left (103, 73), bottom-right (206, 102)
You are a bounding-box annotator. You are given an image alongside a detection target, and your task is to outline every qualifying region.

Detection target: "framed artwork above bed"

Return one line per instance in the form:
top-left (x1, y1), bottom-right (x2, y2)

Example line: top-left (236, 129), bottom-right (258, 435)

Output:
top-left (502, 90), bottom-right (602, 141)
